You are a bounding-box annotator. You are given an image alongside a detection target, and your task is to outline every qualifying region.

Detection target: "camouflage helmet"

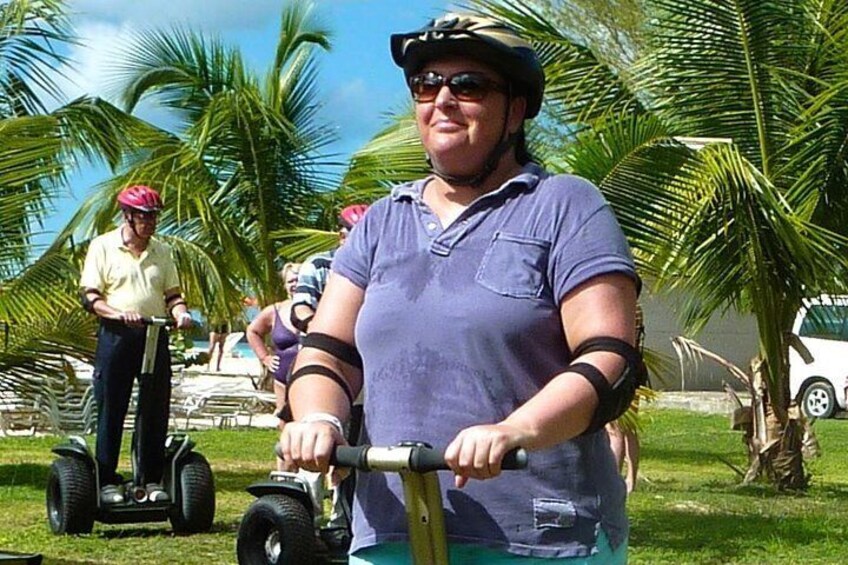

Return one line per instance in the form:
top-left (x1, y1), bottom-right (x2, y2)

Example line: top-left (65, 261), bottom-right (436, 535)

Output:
top-left (390, 13), bottom-right (545, 118)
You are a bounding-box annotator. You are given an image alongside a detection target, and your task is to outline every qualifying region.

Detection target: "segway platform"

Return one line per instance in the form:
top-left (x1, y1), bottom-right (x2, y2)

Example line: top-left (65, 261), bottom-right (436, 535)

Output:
top-left (47, 432), bottom-right (215, 535)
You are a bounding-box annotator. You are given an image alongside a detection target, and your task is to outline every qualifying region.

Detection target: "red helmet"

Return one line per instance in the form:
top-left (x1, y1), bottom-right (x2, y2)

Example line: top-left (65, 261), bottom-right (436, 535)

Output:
top-left (117, 185), bottom-right (163, 212)
top-left (339, 204), bottom-right (369, 229)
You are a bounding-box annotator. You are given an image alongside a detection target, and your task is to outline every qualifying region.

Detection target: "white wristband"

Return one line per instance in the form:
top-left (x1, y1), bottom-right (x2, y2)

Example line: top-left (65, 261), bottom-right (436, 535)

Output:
top-left (300, 412), bottom-right (345, 436)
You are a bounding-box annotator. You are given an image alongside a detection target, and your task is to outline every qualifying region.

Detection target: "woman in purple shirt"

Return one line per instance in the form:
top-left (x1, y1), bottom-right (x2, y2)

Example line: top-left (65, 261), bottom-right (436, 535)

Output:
top-left (246, 262), bottom-right (301, 471)
top-left (281, 13), bottom-right (641, 563)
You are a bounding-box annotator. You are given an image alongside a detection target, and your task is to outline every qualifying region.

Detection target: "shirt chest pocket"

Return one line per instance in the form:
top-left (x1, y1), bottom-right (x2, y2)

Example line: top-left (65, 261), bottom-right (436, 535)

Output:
top-left (475, 232), bottom-right (550, 299)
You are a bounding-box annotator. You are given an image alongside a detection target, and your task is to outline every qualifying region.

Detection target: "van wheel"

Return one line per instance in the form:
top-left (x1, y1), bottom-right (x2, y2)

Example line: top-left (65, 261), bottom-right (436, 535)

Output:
top-left (801, 381), bottom-right (836, 419)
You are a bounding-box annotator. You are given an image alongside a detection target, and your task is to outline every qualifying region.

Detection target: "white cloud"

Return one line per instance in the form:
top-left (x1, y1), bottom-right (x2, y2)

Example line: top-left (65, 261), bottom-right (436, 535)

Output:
top-left (58, 0), bottom-right (285, 111)
top-left (41, 20), bottom-right (174, 127)
top-left (62, 21), bottom-right (129, 101)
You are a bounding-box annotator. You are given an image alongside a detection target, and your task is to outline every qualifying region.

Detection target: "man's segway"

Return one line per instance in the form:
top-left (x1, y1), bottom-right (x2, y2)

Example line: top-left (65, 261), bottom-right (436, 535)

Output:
top-left (46, 316), bottom-right (215, 535)
top-left (235, 441), bottom-right (527, 565)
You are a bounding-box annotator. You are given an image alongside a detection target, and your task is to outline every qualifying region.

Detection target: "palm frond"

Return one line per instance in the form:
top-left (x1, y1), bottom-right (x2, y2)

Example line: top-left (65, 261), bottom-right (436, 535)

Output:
top-left (274, 228), bottom-right (342, 264)
top-left (110, 25), bottom-right (250, 123)
top-left (342, 109), bottom-right (429, 195)
top-left (271, 0), bottom-right (331, 82)
top-left (0, 114), bottom-right (63, 271)
top-left (0, 0), bottom-right (74, 116)
top-left (159, 234), bottom-right (243, 323)
top-left (558, 113), bottom-right (697, 272)
top-left (0, 307), bottom-right (96, 398)
top-left (471, 0), bottom-right (643, 124)
top-left (638, 0), bottom-right (816, 174)
top-left (0, 245), bottom-right (79, 325)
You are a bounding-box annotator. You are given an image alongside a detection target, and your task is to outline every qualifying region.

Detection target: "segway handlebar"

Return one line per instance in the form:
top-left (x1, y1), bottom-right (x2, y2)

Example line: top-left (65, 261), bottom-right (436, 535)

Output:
top-left (141, 316), bottom-right (177, 327)
top-left (106, 315), bottom-right (181, 327)
top-left (331, 443), bottom-right (528, 474)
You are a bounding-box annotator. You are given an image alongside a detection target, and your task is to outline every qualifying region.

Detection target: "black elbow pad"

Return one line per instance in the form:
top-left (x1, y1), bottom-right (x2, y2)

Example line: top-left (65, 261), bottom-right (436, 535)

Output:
top-left (301, 332), bottom-right (362, 369)
top-left (79, 288), bottom-right (103, 314)
top-left (568, 337), bottom-right (648, 435)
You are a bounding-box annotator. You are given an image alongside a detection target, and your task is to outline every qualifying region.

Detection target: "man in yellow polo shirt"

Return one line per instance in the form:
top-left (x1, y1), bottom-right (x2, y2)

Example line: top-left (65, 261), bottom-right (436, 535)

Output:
top-left (80, 185), bottom-right (192, 506)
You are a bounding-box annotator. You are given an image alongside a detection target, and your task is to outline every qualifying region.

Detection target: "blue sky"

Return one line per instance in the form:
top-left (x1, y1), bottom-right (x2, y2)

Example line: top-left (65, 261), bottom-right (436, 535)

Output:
top-left (38, 0), bottom-right (450, 243)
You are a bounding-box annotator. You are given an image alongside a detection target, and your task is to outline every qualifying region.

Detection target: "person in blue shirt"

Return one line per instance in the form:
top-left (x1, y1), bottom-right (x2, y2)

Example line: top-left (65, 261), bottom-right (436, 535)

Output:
top-left (280, 13), bottom-right (645, 563)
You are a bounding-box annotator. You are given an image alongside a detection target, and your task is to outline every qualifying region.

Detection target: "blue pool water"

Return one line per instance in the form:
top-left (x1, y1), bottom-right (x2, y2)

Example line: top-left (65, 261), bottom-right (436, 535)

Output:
top-left (192, 339), bottom-right (257, 359)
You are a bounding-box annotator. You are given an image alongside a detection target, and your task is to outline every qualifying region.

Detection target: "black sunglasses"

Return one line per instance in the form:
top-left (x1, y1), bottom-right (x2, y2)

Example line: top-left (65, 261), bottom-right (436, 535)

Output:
top-left (129, 210), bottom-right (160, 221)
top-left (408, 71), bottom-right (506, 103)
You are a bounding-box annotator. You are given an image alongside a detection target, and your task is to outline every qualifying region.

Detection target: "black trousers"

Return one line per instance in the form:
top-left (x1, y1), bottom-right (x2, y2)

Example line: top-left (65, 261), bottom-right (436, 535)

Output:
top-left (93, 321), bottom-right (172, 485)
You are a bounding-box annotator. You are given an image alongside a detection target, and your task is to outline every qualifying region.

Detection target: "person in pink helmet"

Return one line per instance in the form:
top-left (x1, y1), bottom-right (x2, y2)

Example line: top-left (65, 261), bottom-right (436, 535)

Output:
top-left (80, 185), bottom-right (192, 506)
top-left (287, 204), bottom-right (369, 546)
top-left (290, 204), bottom-right (370, 333)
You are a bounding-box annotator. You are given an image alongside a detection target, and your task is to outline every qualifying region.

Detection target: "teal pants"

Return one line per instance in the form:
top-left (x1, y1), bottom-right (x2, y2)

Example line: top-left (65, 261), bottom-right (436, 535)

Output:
top-left (349, 530), bottom-right (627, 564)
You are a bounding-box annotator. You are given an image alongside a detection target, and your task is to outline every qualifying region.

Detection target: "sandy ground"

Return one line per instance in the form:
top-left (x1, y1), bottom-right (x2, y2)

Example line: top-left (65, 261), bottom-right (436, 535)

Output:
top-left (183, 348), bottom-right (263, 378)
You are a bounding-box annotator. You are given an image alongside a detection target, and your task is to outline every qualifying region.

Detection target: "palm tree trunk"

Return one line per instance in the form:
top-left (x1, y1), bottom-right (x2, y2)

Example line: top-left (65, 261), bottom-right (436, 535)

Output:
top-left (742, 358), bottom-right (808, 490)
top-left (675, 337), bottom-right (809, 490)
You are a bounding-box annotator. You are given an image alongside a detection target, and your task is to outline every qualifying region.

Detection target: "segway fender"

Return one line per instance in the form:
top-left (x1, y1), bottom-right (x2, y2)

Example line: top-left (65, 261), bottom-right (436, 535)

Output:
top-left (164, 433), bottom-right (196, 464)
top-left (51, 436), bottom-right (94, 468)
top-left (246, 474), bottom-right (312, 510)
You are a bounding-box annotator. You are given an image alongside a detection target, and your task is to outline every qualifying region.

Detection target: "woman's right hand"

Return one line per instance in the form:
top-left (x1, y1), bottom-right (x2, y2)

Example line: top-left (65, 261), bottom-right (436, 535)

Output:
top-left (262, 354), bottom-right (280, 372)
top-left (279, 420), bottom-right (346, 478)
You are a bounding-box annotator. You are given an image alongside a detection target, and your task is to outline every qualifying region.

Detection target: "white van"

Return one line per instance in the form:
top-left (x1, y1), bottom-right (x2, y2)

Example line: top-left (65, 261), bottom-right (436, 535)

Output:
top-left (789, 295), bottom-right (848, 418)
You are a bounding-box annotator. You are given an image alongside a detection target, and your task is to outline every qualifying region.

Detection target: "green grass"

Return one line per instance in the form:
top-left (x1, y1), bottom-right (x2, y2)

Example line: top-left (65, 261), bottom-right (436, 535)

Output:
top-left (1, 409), bottom-right (847, 563)
top-left (630, 409), bottom-right (848, 564)
top-left (0, 427), bottom-right (279, 565)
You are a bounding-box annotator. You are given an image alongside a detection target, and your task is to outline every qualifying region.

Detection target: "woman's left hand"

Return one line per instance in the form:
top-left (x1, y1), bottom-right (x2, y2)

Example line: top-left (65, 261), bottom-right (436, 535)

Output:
top-left (444, 423), bottom-right (530, 488)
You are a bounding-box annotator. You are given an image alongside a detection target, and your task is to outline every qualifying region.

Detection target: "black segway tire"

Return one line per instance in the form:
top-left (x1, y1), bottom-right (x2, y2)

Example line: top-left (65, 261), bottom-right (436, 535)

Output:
top-left (46, 457), bottom-right (95, 535)
top-left (236, 494), bottom-right (316, 565)
top-left (169, 452), bottom-right (215, 534)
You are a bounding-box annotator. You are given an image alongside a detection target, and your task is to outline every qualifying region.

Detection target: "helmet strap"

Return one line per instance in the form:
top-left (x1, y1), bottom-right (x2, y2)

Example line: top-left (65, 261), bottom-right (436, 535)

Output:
top-left (427, 85), bottom-right (519, 189)
top-left (122, 210), bottom-right (147, 244)
top-left (427, 134), bottom-right (517, 188)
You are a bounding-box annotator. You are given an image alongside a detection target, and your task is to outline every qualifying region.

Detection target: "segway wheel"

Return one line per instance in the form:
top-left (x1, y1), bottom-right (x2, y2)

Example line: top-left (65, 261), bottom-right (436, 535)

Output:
top-left (46, 457), bottom-right (95, 535)
top-left (169, 452), bottom-right (215, 534)
top-left (237, 495), bottom-right (316, 565)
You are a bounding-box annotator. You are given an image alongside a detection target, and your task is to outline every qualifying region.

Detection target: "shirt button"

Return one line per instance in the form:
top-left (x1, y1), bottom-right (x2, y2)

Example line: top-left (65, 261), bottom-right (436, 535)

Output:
top-left (427, 222), bottom-right (437, 230)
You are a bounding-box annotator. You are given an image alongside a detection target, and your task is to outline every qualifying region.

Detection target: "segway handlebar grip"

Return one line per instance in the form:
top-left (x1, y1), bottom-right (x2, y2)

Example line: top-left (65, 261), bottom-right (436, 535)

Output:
top-left (409, 446), bottom-right (528, 473)
top-left (141, 316), bottom-right (176, 327)
top-left (331, 445), bottom-right (370, 470)
top-left (501, 448), bottom-right (529, 470)
top-left (274, 441), bottom-right (365, 467)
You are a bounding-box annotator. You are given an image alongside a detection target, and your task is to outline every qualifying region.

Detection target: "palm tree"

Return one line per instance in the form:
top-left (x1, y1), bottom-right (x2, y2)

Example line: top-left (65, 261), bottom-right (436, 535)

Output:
top-left (59, 0), bottom-right (339, 322)
top-left (1, 0), bottom-right (138, 399)
top-left (465, 0), bottom-right (848, 489)
top-left (277, 111), bottom-right (431, 258)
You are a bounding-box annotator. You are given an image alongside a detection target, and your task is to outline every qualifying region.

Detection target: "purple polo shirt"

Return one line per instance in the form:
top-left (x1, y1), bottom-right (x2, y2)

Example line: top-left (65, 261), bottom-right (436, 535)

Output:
top-left (332, 163), bottom-right (636, 558)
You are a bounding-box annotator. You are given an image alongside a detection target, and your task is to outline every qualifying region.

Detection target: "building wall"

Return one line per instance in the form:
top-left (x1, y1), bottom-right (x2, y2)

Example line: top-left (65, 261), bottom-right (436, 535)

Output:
top-left (640, 290), bottom-right (759, 391)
